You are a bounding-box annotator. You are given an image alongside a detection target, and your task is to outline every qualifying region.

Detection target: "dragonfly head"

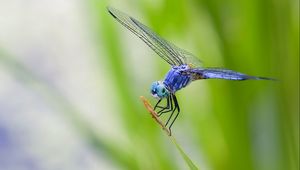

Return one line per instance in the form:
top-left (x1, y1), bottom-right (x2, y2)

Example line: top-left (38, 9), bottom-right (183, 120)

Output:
top-left (150, 81), bottom-right (170, 99)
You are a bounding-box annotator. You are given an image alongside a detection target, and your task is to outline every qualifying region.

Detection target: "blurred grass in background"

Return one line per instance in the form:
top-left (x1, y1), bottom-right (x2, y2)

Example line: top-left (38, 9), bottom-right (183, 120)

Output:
top-left (0, 0), bottom-right (298, 170)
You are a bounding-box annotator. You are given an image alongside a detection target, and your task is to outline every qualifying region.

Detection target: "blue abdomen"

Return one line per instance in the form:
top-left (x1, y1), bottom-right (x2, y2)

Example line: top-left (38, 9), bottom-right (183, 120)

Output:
top-left (163, 65), bottom-right (191, 93)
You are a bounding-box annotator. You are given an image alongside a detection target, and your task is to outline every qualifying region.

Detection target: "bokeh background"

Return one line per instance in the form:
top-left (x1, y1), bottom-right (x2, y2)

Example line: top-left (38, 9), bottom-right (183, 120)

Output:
top-left (0, 0), bottom-right (299, 170)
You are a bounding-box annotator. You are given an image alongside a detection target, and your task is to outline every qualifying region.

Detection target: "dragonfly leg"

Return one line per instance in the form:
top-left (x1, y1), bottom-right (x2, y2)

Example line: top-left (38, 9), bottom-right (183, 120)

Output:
top-left (156, 97), bottom-right (169, 115)
top-left (154, 99), bottom-right (162, 110)
top-left (157, 95), bottom-right (173, 117)
top-left (165, 94), bottom-right (180, 135)
top-left (154, 95), bottom-right (172, 115)
top-left (154, 99), bottom-right (168, 113)
top-left (164, 95), bottom-right (176, 126)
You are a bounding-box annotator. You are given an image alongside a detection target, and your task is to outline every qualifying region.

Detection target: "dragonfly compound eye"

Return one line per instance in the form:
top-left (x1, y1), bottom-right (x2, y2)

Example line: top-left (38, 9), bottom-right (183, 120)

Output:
top-left (157, 85), bottom-right (169, 98)
top-left (150, 81), bottom-right (159, 98)
top-left (150, 81), bottom-right (169, 99)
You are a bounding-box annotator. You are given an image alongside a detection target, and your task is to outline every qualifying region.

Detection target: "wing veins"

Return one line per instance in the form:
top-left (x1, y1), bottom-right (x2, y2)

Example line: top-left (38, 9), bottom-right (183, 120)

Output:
top-left (107, 7), bottom-right (203, 67)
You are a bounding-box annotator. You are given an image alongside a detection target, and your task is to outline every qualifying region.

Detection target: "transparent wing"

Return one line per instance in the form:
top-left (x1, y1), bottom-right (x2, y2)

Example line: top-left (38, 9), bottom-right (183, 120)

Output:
top-left (107, 7), bottom-right (202, 67)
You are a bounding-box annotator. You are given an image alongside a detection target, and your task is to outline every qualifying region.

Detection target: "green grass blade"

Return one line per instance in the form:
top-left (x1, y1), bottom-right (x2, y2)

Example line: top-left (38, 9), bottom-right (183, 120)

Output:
top-left (170, 136), bottom-right (199, 170)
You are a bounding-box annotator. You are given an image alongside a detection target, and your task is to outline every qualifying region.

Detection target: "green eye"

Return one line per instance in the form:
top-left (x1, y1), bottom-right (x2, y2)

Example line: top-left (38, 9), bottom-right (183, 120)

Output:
top-left (162, 88), bottom-right (165, 93)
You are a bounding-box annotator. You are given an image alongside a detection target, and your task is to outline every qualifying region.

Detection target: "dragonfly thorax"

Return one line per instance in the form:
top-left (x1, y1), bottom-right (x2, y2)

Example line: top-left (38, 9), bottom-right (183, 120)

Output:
top-left (150, 81), bottom-right (170, 99)
top-left (163, 65), bottom-right (192, 93)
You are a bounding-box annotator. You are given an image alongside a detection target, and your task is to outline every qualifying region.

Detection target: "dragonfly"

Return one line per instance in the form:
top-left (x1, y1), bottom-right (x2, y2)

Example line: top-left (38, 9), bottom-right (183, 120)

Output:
top-left (107, 7), bottom-right (274, 134)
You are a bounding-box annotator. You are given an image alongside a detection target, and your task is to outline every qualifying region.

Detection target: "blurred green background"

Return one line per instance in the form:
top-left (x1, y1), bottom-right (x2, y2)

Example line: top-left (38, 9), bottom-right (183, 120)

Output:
top-left (0, 0), bottom-right (298, 170)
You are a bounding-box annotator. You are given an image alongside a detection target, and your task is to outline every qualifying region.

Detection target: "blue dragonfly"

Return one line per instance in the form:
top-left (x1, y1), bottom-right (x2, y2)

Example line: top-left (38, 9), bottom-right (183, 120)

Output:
top-left (107, 7), bottom-right (274, 134)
